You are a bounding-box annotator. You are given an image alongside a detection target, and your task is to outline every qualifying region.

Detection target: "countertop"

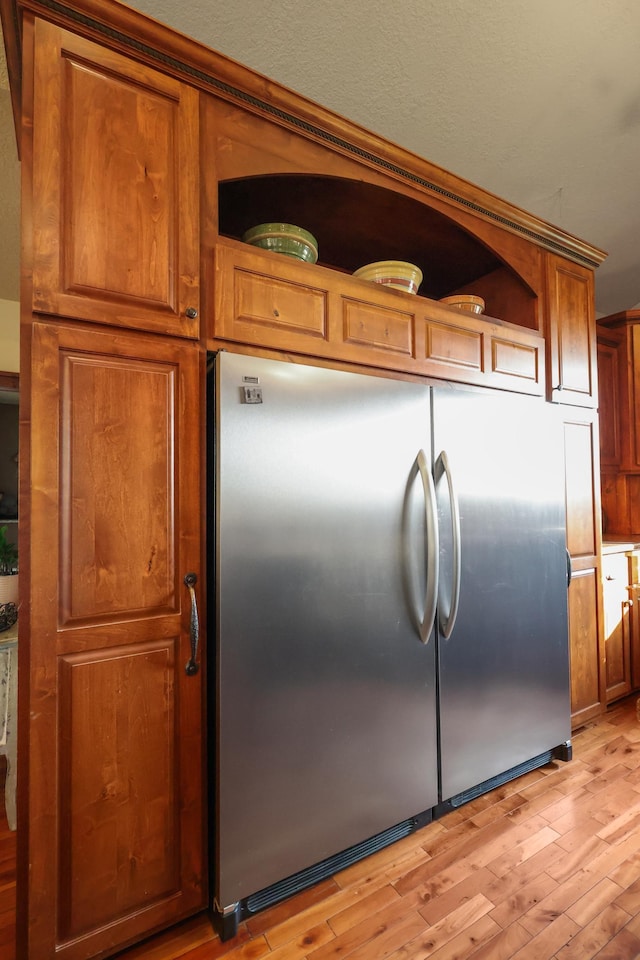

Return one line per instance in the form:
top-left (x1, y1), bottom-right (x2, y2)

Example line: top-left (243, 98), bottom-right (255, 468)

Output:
top-left (602, 539), bottom-right (640, 555)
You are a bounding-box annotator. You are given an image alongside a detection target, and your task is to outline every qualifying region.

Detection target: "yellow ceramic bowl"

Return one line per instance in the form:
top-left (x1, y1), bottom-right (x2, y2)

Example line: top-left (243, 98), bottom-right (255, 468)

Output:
top-left (353, 260), bottom-right (423, 295)
top-left (440, 294), bottom-right (485, 314)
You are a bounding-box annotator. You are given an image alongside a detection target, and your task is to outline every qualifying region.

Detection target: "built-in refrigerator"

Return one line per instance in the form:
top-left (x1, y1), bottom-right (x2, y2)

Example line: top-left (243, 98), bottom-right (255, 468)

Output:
top-left (208, 350), bottom-right (570, 939)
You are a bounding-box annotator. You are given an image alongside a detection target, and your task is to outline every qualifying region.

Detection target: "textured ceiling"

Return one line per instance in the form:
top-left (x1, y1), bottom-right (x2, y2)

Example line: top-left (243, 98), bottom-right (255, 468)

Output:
top-left (1, 0), bottom-right (639, 317)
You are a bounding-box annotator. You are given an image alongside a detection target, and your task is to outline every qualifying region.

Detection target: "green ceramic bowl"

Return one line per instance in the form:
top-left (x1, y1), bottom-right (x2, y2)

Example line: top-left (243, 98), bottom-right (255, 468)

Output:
top-left (242, 222), bottom-right (318, 264)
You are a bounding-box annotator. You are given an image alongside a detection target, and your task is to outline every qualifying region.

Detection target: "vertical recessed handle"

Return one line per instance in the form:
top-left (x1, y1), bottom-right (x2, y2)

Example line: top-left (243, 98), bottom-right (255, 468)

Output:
top-left (184, 572), bottom-right (200, 675)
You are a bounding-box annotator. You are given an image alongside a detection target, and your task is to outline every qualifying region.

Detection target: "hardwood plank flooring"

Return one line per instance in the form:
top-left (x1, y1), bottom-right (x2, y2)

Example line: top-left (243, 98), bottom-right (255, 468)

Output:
top-left (6, 698), bottom-right (640, 959)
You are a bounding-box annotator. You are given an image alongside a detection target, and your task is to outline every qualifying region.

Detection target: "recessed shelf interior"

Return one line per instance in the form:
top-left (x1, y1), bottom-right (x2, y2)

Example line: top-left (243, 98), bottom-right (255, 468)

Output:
top-left (218, 174), bottom-right (538, 330)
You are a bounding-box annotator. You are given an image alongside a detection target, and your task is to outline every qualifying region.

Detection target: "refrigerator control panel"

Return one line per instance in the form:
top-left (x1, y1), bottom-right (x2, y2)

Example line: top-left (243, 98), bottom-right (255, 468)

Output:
top-left (242, 385), bottom-right (263, 404)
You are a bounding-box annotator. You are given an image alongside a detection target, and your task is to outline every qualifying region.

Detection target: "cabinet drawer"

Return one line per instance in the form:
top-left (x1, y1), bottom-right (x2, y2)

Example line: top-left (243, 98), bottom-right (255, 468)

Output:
top-left (215, 243), bottom-right (329, 349)
top-left (235, 269), bottom-right (327, 340)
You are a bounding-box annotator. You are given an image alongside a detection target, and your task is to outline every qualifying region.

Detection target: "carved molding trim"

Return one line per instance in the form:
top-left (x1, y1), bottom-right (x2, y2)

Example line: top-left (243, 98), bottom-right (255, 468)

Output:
top-left (9, 0), bottom-right (607, 269)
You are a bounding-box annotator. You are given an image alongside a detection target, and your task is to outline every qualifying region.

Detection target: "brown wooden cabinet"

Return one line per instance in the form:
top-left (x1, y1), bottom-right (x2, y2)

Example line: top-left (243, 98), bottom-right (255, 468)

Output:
top-left (543, 250), bottom-right (606, 726)
top-left (545, 253), bottom-right (598, 407)
top-left (597, 310), bottom-right (640, 537)
top-left (562, 410), bottom-right (606, 725)
top-left (597, 330), bottom-right (623, 470)
top-left (30, 19), bottom-right (200, 339)
top-left (21, 321), bottom-right (205, 959)
top-left (213, 238), bottom-right (546, 394)
top-left (3, 0), bottom-right (609, 956)
top-left (602, 547), bottom-right (634, 703)
top-left (15, 13), bottom-right (206, 960)
top-left (630, 551), bottom-right (640, 689)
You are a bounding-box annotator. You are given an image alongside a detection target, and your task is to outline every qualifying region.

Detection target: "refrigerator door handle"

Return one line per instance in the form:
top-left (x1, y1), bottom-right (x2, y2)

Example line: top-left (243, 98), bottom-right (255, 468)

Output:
top-left (435, 450), bottom-right (461, 639)
top-left (416, 448), bottom-right (439, 644)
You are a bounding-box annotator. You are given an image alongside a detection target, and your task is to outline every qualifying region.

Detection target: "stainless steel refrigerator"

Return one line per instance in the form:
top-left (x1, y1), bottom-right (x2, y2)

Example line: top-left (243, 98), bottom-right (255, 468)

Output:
top-left (209, 351), bottom-right (570, 938)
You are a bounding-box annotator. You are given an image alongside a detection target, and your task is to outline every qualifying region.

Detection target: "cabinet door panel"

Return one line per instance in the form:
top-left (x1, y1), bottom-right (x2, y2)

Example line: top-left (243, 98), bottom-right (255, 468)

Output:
top-left (343, 298), bottom-right (413, 355)
top-left (21, 322), bottom-right (203, 960)
top-left (32, 20), bottom-right (199, 337)
top-left (59, 353), bottom-right (176, 624)
top-left (596, 338), bottom-right (622, 467)
top-left (564, 419), bottom-right (597, 557)
top-left (546, 253), bottom-right (597, 406)
top-left (568, 568), bottom-right (602, 722)
top-left (602, 553), bottom-right (632, 703)
top-left (425, 319), bottom-right (481, 370)
top-left (491, 337), bottom-right (539, 382)
top-left (562, 412), bottom-right (606, 726)
top-left (630, 325), bottom-right (640, 468)
top-left (58, 641), bottom-right (179, 942)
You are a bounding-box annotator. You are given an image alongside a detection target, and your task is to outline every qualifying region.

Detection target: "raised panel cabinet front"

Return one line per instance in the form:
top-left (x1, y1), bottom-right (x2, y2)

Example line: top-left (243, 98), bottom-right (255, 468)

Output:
top-left (21, 321), bottom-right (203, 960)
top-left (57, 642), bottom-right (179, 943)
top-left (563, 413), bottom-right (606, 726)
top-left (568, 568), bottom-right (603, 724)
top-left (546, 253), bottom-right (597, 407)
top-left (31, 19), bottom-right (200, 337)
top-left (602, 552), bottom-right (633, 703)
top-left (596, 334), bottom-right (622, 468)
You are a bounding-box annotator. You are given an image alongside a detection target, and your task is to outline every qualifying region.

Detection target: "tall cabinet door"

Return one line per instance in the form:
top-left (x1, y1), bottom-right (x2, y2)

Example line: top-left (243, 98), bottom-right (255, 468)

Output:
top-left (30, 19), bottom-right (200, 338)
top-left (19, 322), bottom-right (204, 960)
top-left (563, 411), bottom-right (606, 725)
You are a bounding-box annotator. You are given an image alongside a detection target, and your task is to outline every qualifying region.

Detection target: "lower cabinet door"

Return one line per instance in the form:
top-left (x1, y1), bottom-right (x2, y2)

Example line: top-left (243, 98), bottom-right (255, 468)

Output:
top-left (602, 552), bottom-right (633, 702)
top-left (19, 321), bottom-right (204, 960)
top-left (568, 567), bottom-right (605, 722)
top-left (562, 412), bottom-right (606, 727)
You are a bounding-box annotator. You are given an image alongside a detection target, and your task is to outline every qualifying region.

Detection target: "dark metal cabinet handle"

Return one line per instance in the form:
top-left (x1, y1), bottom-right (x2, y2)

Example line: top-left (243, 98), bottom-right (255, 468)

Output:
top-left (185, 307), bottom-right (198, 319)
top-left (184, 572), bottom-right (200, 675)
top-left (567, 549), bottom-right (572, 588)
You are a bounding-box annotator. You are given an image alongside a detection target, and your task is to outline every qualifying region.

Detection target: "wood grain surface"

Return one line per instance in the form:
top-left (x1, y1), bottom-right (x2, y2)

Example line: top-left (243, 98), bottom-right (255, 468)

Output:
top-left (5, 698), bottom-right (640, 959)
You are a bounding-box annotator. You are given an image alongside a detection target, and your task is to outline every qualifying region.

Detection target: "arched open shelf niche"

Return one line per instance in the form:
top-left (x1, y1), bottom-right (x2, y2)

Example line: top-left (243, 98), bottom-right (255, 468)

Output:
top-left (218, 174), bottom-right (538, 331)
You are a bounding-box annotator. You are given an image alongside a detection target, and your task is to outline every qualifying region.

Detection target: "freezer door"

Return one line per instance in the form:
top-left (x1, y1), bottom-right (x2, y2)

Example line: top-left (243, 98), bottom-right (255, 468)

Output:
top-left (213, 352), bottom-right (437, 907)
top-left (432, 386), bottom-right (570, 802)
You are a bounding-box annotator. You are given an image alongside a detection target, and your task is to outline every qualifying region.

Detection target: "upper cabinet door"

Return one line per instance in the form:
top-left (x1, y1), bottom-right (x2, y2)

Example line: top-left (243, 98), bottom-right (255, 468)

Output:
top-left (545, 252), bottom-right (598, 407)
top-left (30, 20), bottom-right (200, 338)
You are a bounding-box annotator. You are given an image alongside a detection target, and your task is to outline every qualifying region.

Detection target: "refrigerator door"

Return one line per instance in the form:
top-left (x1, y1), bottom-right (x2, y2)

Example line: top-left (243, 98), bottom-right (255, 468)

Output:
top-left (432, 386), bottom-right (570, 803)
top-left (213, 352), bottom-right (437, 908)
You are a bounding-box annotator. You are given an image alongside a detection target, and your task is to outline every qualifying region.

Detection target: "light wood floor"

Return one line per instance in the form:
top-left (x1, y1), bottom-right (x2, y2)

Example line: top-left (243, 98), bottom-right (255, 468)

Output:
top-left (7, 697), bottom-right (640, 959)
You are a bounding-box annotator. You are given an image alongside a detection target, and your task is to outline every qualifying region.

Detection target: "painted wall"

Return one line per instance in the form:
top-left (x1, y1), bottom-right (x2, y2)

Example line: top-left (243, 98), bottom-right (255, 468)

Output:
top-left (0, 299), bottom-right (19, 373)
